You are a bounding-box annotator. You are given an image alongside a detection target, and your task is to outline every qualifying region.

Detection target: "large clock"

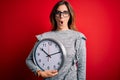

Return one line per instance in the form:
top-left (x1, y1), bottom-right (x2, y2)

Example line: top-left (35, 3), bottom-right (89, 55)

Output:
top-left (33, 38), bottom-right (66, 71)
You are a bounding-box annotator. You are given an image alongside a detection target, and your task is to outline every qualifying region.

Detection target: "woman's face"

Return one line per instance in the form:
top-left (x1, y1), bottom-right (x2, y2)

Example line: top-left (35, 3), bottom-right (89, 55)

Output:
top-left (55, 4), bottom-right (70, 30)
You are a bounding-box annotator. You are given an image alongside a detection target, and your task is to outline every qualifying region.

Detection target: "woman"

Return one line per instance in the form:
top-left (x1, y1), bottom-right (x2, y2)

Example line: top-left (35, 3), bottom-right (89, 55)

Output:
top-left (26, 0), bottom-right (86, 80)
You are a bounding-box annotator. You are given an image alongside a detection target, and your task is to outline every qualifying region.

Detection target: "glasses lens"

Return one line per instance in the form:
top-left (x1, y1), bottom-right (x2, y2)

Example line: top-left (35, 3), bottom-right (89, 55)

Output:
top-left (55, 11), bottom-right (69, 17)
top-left (55, 11), bottom-right (61, 17)
top-left (63, 11), bottom-right (69, 17)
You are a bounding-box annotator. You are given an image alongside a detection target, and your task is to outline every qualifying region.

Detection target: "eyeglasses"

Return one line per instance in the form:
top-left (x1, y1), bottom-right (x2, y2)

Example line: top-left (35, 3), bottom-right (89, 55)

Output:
top-left (55, 10), bottom-right (70, 18)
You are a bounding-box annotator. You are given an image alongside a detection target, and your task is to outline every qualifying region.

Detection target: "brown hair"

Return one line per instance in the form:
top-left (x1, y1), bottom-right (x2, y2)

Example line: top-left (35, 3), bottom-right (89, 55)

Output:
top-left (50, 0), bottom-right (77, 31)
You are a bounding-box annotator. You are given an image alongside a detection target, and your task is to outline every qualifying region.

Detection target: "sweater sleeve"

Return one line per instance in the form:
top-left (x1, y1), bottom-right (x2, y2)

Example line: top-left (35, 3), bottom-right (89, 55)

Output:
top-left (75, 33), bottom-right (86, 80)
top-left (25, 34), bottom-right (43, 75)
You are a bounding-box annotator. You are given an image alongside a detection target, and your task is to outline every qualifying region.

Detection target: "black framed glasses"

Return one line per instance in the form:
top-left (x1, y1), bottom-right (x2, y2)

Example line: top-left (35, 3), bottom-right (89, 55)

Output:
top-left (55, 10), bottom-right (70, 17)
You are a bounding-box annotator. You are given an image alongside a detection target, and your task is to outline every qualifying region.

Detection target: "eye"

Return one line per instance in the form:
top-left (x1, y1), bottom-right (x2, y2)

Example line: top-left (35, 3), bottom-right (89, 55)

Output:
top-left (55, 11), bottom-right (61, 14)
top-left (63, 11), bottom-right (69, 14)
top-left (55, 10), bottom-right (70, 18)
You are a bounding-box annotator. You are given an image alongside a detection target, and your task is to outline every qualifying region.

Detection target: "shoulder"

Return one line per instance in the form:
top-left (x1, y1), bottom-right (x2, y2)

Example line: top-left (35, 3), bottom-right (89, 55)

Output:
top-left (35, 31), bottom-right (53, 40)
top-left (70, 30), bottom-right (86, 40)
top-left (77, 32), bottom-right (86, 40)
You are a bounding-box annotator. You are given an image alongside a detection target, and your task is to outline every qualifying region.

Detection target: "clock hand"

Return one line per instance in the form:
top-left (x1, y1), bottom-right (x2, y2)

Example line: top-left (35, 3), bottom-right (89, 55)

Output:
top-left (49, 51), bottom-right (61, 56)
top-left (40, 48), bottom-right (51, 58)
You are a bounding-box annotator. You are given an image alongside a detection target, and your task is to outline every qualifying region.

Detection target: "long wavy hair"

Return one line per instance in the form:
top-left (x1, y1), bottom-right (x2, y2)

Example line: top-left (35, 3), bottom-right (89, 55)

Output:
top-left (50, 0), bottom-right (77, 31)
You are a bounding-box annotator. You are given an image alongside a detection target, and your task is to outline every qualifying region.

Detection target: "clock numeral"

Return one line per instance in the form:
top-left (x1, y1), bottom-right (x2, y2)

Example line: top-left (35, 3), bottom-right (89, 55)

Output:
top-left (48, 41), bottom-right (52, 46)
top-left (47, 66), bottom-right (50, 70)
top-left (42, 63), bottom-right (45, 67)
top-left (55, 44), bottom-right (58, 48)
top-left (38, 53), bottom-right (40, 56)
top-left (53, 65), bottom-right (56, 69)
top-left (39, 59), bottom-right (41, 63)
top-left (58, 62), bottom-right (61, 65)
top-left (43, 43), bottom-right (46, 47)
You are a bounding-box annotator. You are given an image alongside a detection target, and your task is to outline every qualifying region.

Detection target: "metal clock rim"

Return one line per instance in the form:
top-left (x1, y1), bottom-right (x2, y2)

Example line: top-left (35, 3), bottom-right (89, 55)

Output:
top-left (33, 38), bottom-right (67, 71)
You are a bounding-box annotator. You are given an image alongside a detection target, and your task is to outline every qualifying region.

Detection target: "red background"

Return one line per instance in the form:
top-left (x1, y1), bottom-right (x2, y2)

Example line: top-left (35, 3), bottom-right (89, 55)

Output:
top-left (0, 0), bottom-right (120, 80)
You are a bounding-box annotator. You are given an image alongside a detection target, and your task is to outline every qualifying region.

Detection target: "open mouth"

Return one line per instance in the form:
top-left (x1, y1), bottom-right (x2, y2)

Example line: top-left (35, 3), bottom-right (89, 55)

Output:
top-left (60, 21), bottom-right (63, 24)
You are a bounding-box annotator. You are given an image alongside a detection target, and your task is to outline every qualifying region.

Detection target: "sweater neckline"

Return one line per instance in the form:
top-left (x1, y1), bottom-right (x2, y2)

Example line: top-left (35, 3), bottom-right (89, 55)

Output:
top-left (54, 29), bottom-right (71, 33)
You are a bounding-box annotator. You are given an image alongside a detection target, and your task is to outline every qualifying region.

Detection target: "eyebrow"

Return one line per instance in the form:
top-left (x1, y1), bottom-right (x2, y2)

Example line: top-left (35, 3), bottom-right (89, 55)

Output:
top-left (56, 10), bottom-right (69, 12)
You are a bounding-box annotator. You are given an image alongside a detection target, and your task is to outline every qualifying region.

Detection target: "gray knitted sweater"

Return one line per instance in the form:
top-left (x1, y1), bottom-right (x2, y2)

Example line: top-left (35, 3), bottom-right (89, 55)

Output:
top-left (26, 29), bottom-right (86, 80)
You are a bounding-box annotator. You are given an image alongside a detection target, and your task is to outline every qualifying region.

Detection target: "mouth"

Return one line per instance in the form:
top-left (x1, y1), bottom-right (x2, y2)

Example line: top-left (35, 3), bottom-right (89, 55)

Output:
top-left (60, 21), bottom-right (63, 24)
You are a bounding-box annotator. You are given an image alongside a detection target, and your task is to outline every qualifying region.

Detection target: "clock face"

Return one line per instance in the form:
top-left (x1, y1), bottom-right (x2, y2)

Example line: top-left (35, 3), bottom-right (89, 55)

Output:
top-left (33, 38), bottom-right (66, 71)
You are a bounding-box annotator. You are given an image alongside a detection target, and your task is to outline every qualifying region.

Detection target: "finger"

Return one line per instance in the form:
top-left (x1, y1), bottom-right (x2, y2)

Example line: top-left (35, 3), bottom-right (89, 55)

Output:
top-left (50, 72), bottom-right (58, 77)
top-left (49, 70), bottom-right (58, 75)
top-left (51, 70), bottom-right (58, 73)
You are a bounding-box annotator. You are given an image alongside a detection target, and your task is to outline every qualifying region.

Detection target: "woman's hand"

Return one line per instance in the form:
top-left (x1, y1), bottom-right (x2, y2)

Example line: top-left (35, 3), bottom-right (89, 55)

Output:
top-left (37, 70), bottom-right (58, 78)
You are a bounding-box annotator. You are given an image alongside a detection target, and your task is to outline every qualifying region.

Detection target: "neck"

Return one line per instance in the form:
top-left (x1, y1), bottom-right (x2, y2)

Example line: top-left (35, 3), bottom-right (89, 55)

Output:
top-left (57, 26), bottom-right (69, 31)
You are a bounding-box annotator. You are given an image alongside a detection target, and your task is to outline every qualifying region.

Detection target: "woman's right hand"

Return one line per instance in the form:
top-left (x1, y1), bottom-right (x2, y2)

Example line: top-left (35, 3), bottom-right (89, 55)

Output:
top-left (37, 70), bottom-right (58, 78)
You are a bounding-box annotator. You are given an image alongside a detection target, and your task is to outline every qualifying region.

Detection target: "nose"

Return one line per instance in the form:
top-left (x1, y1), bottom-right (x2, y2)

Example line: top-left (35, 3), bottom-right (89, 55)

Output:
top-left (59, 13), bottom-right (64, 18)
